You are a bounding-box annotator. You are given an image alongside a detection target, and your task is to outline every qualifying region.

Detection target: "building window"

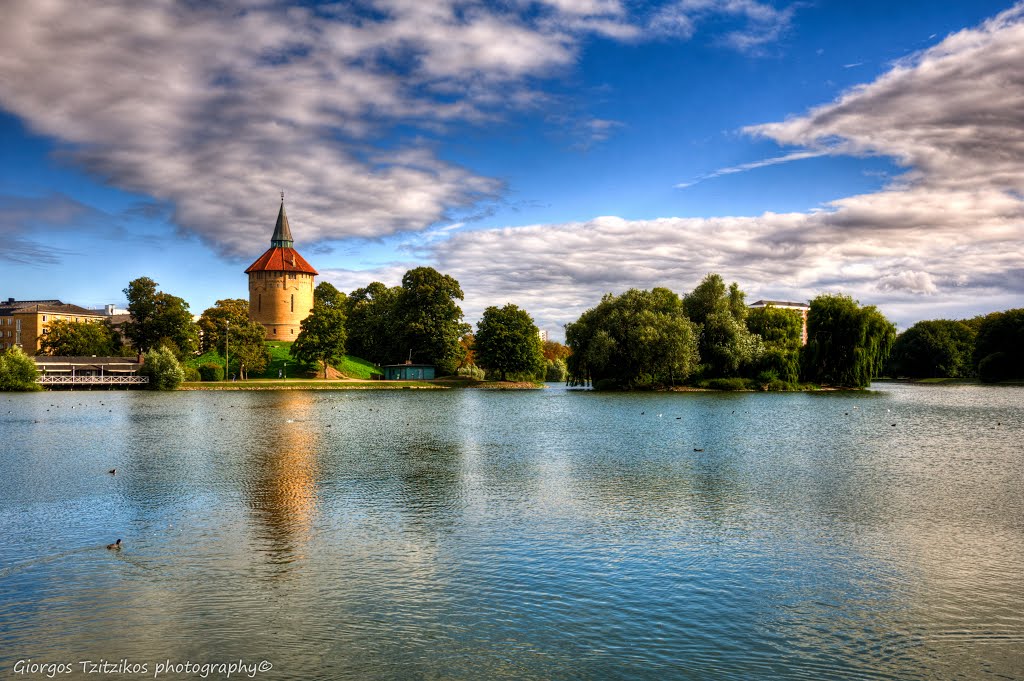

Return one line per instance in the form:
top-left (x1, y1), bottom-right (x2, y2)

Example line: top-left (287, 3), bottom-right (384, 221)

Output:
top-left (290, 294), bottom-right (294, 313)
top-left (258, 294), bottom-right (262, 312)
top-left (291, 328), bottom-right (294, 334)
top-left (289, 273), bottom-right (296, 280)
top-left (42, 315), bottom-right (47, 322)
top-left (273, 328), bottom-right (277, 335)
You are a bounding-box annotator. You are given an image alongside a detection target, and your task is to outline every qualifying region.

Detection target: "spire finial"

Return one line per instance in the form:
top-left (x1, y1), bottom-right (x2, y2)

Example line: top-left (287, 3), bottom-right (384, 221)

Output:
top-left (281, 191), bottom-right (285, 203)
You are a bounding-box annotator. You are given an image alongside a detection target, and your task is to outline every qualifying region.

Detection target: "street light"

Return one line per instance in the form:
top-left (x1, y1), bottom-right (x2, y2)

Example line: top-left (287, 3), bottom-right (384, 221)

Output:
top-left (225, 319), bottom-right (230, 381)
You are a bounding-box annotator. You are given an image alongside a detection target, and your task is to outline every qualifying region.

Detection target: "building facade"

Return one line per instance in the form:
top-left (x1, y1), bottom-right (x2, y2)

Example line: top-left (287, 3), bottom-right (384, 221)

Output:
top-left (245, 199), bottom-right (319, 340)
top-left (0, 299), bottom-right (107, 353)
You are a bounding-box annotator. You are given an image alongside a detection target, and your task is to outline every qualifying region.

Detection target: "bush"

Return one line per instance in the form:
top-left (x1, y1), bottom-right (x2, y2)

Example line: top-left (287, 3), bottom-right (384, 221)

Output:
top-left (0, 346), bottom-right (41, 391)
top-left (704, 377), bottom-right (754, 391)
top-left (183, 366), bottom-right (201, 382)
top-left (140, 345), bottom-right (185, 390)
top-left (199, 362), bottom-right (224, 382)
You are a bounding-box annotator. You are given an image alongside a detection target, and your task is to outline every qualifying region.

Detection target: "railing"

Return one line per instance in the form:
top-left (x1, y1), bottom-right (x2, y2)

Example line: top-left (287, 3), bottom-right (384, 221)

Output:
top-left (38, 375), bottom-right (149, 385)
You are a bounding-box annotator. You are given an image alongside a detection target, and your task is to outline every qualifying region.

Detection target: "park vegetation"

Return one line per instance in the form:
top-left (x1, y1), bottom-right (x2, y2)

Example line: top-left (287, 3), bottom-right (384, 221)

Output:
top-left (197, 298), bottom-right (270, 379)
top-left (886, 308), bottom-right (1023, 382)
top-left (37, 318), bottom-right (127, 357)
top-left (565, 275), bottom-right (897, 390)
top-left (474, 304), bottom-right (544, 381)
top-left (0, 346), bottom-right (41, 391)
top-left (291, 283), bottom-right (348, 378)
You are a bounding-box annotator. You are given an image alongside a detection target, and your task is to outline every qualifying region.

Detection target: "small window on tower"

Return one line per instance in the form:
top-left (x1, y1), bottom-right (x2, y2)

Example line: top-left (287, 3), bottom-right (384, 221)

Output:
top-left (289, 273), bottom-right (296, 280)
top-left (258, 294), bottom-right (262, 312)
top-left (290, 294), bottom-right (294, 312)
top-left (273, 328), bottom-right (277, 335)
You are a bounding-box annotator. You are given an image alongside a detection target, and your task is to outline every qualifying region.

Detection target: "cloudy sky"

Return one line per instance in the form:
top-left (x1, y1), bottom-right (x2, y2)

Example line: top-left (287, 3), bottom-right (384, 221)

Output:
top-left (2, 0), bottom-right (1022, 337)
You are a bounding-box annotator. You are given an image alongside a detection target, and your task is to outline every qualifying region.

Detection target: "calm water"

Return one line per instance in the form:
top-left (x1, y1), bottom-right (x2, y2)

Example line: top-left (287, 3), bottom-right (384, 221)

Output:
top-left (1, 383), bottom-right (1022, 680)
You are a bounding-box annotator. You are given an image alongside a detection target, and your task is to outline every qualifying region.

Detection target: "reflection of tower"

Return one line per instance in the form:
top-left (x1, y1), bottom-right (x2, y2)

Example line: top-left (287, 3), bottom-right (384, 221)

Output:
top-left (245, 196), bottom-right (319, 340)
top-left (245, 393), bottom-right (320, 557)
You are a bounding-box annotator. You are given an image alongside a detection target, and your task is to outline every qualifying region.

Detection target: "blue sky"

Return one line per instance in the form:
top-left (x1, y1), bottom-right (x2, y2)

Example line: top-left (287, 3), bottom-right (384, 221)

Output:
top-left (2, 0), bottom-right (1022, 337)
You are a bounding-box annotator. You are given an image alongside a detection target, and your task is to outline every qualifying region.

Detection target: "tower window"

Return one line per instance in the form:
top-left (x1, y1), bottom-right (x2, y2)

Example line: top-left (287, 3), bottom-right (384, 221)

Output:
top-left (290, 294), bottom-right (294, 312)
top-left (258, 294), bottom-right (262, 312)
top-left (273, 328), bottom-right (277, 335)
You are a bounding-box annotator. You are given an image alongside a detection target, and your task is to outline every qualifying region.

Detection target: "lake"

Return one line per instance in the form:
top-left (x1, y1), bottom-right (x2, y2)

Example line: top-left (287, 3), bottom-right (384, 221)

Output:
top-left (1, 383), bottom-right (1022, 679)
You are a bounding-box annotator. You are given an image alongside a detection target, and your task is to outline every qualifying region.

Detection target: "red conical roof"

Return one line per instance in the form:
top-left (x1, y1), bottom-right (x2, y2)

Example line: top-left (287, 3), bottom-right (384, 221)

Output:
top-left (245, 247), bottom-right (318, 275)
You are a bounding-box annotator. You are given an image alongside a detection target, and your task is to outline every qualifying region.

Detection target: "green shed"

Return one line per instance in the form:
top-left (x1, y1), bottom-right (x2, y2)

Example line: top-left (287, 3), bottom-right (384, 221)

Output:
top-left (383, 363), bottom-right (435, 380)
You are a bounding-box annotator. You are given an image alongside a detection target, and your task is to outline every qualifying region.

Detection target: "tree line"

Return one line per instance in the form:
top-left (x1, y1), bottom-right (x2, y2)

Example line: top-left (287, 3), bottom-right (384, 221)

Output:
top-left (886, 309), bottom-right (1024, 382)
top-left (565, 274), bottom-right (896, 390)
top-left (14, 266), bottom-right (1020, 391)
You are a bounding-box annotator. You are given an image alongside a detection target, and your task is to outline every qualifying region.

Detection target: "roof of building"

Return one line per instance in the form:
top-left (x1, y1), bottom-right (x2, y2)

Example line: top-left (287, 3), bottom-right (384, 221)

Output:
top-left (245, 198), bottom-right (317, 275)
top-left (244, 247), bottom-right (318, 275)
top-left (271, 200), bottom-right (294, 248)
top-left (749, 300), bottom-right (809, 309)
top-left (34, 356), bottom-right (142, 367)
top-left (0, 300), bottom-right (105, 317)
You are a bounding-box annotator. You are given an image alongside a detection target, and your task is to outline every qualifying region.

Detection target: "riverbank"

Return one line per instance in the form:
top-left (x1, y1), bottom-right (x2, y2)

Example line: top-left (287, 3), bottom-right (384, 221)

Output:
top-left (178, 376), bottom-right (545, 390)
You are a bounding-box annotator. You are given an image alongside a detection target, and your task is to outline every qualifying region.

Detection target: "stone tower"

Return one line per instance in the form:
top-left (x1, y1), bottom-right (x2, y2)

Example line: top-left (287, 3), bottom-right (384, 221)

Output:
top-left (245, 198), bottom-right (319, 340)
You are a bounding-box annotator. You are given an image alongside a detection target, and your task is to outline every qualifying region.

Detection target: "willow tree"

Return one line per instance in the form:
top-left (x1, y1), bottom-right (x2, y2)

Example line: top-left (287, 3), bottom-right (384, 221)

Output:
top-left (683, 274), bottom-right (758, 377)
top-left (801, 294), bottom-right (895, 387)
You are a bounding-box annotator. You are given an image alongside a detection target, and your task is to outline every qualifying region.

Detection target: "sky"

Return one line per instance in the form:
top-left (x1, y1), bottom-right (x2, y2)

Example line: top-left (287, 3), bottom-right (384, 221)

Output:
top-left (1, 0), bottom-right (1022, 339)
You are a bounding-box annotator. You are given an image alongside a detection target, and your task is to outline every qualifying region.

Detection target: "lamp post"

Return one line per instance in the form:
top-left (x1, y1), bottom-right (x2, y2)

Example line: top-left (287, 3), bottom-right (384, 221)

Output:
top-left (283, 361), bottom-right (287, 380)
top-left (225, 320), bottom-right (230, 381)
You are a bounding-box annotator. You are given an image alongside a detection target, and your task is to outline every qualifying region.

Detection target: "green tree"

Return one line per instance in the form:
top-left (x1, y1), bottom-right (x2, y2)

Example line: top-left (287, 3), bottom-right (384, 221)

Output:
top-left (801, 294), bottom-right (895, 387)
top-left (344, 281), bottom-right (401, 364)
top-left (291, 301), bottom-right (347, 379)
top-left (139, 345), bottom-right (185, 390)
top-left (747, 305), bottom-right (803, 383)
top-left (566, 288), bottom-right (699, 389)
top-left (122, 277), bottom-right (199, 356)
top-left (0, 346), bottom-right (41, 391)
top-left (393, 267), bottom-right (470, 374)
top-left (197, 299), bottom-right (270, 379)
top-left (889, 319), bottom-right (977, 378)
top-left (544, 358), bottom-right (568, 382)
top-left (683, 274), bottom-right (758, 377)
top-left (474, 304), bottom-right (545, 381)
top-left (973, 308), bottom-right (1024, 382)
top-left (37, 319), bottom-right (119, 356)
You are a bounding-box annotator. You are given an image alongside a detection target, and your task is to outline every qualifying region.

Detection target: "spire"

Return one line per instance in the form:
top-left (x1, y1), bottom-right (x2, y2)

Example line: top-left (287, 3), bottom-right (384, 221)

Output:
top-left (271, 193), bottom-right (294, 248)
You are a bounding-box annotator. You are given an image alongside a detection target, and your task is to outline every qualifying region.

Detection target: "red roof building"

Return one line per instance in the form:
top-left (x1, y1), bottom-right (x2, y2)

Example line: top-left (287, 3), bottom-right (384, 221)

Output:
top-left (246, 199), bottom-right (318, 340)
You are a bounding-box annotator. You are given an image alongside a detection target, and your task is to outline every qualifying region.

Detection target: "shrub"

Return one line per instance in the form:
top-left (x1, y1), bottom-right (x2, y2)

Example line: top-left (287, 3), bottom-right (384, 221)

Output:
top-left (0, 347), bottom-right (41, 391)
top-left (704, 377), bottom-right (753, 391)
top-left (183, 366), bottom-right (201, 382)
top-left (199, 362), bottom-right (224, 382)
top-left (140, 345), bottom-right (185, 390)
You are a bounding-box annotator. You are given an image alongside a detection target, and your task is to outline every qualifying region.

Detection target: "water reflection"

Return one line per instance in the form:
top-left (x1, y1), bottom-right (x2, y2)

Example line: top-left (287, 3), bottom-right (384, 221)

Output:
top-left (242, 392), bottom-right (321, 566)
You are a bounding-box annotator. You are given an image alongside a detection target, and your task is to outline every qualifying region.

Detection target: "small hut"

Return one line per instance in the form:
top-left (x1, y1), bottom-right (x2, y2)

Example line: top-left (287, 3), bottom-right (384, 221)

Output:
top-left (382, 363), bottom-right (435, 380)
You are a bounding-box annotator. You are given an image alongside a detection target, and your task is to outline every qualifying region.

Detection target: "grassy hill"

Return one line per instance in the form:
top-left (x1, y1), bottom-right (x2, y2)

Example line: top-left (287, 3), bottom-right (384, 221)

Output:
top-left (186, 341), bottom-right (380, 380)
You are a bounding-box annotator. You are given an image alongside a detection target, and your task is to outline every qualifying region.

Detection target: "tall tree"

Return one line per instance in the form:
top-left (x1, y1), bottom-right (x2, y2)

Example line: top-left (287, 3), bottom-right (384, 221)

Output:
top-left (344, 281), bottom-right (401, 364)
top-left (122, 277), bottom-right (198, 356)
top-left (801, 294), bottom-right (895, 387)
top-left (474, 304), bottom-right (544, 381)
top-left (684, 274), bottom-right (758, 377)
top-left (746, 305), bottom-right (803, 383)
top-left (197, 299), bottom-right (270, 379)
top-left (566, 287), bottom-right (698, 389)
top-left (37, 319), bottom-right (120, 356)
top-left (393, 267), bottom-right (469, 374)
top-left (290, 301), bottom-right (347, 378)
top-left (890, 319), bottom-right (976, 378)
top-left (973, 308), bottom-right (1024, 382)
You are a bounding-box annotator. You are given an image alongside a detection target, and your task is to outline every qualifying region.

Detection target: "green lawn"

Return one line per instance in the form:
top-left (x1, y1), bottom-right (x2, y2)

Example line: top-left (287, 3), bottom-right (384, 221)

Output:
top-left (186, 341), bottom-right (381, 380)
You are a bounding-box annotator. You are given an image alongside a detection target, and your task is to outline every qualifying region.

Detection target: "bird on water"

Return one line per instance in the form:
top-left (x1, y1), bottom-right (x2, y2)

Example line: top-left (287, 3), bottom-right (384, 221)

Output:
top-left (106, 539), bottom-right (122, 550)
